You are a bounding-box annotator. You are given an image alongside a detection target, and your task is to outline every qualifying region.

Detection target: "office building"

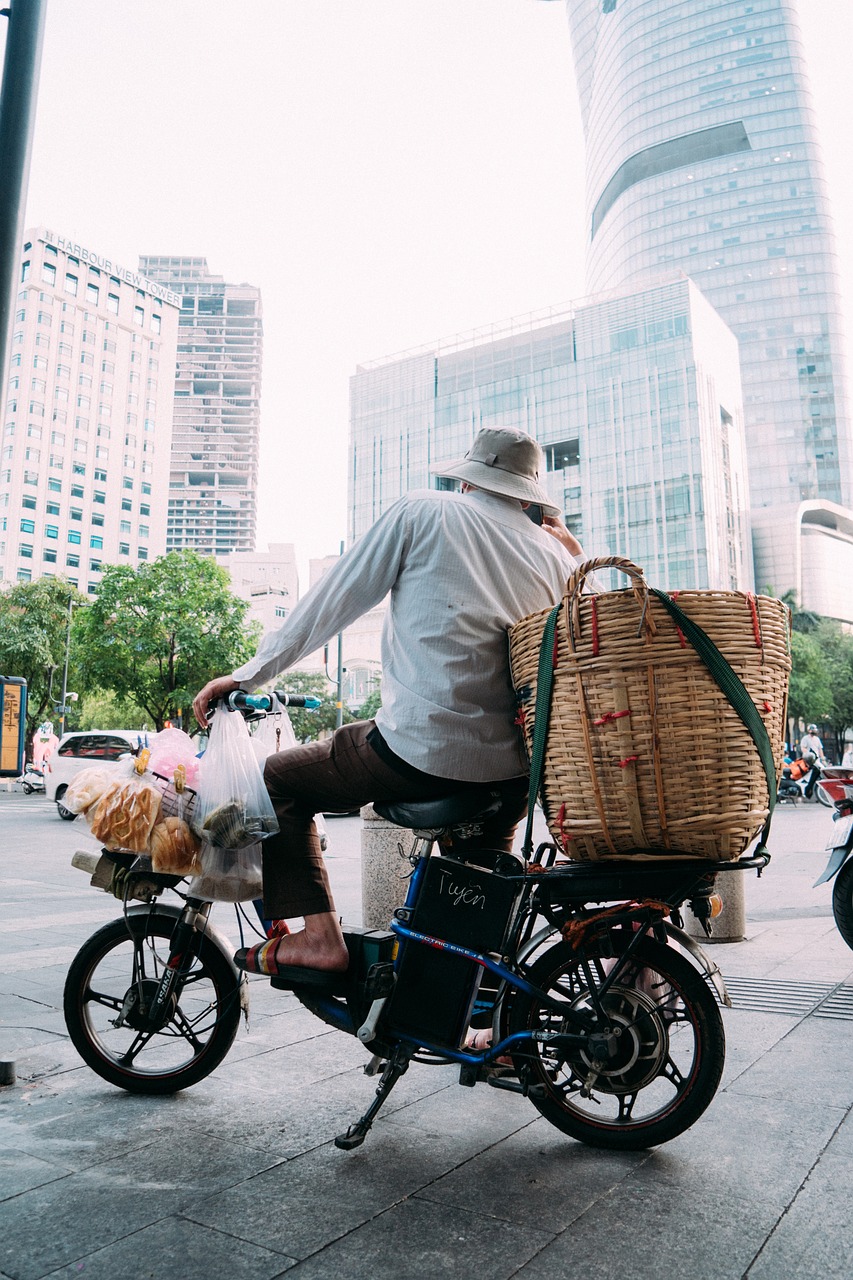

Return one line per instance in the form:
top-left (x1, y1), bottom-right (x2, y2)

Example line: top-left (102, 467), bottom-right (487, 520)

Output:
top-left (218, 542), bottom-right (298, 635)
top-left (351, 276), bottom-right (751, 594)
top-left (138, 257), bottom-right (262, 558)
top-left (563, 0), bottom-right (853, 616)
top-left (0, 228), bottom-right (179, 590)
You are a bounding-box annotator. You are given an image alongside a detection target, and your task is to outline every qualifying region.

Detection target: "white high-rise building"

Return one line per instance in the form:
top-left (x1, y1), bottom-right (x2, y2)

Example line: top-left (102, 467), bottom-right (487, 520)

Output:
top-left (138, 256), bottom-right (262, 558)
top-left (0, 228), bottom-right (179, 590)
top-left (563, 0), bottom-right (853, 617)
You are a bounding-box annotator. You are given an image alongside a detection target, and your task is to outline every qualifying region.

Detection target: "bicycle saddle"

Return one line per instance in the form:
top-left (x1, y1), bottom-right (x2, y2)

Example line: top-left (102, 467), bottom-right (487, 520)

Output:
top-left (375, 780), bottom-right (522, 830)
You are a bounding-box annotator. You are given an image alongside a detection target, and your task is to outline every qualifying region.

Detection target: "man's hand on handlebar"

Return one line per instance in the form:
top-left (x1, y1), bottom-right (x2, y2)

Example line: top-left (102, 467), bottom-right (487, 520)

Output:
top-left (192, 675), bottom-right (240, 729)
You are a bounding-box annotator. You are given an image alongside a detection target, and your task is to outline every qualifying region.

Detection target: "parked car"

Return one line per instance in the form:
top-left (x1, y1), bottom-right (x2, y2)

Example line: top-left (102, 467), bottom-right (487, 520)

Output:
top-left (45, 730), bottom-right (155, 819)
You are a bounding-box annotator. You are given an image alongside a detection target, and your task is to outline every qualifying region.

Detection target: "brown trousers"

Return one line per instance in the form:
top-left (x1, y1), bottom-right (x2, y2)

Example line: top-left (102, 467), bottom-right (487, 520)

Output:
top-left (260, 720), bottom-right (528, 918)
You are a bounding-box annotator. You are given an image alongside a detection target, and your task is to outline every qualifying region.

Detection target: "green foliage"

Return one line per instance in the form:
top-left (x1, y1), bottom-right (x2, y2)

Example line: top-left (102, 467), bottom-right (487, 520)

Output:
top-left (269, 670), bottom-right (353, 742)
top-left (75, 551), bottom-right (259, 731)
top-left (356, 687), bottom-right (382, 721)
top-left (787, 631), bottom-right (833, 728)
top-left (74, 687), bottom-right (152, 732)
top-left (0, 576), bottom-right (88, 738)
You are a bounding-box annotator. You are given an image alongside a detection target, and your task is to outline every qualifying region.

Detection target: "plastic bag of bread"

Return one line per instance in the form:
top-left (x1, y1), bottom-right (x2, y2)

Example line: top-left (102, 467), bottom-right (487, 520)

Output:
top-left (149, 816), bottom-right (203, 875)
top-left (87, 752), bottom-right (163, 853)
top-left (187, 840), bottom-right (263, 902)
top-left (62, 765), bottom-right (115, 815)
top-left (192, 707), bottom-right (278, 849)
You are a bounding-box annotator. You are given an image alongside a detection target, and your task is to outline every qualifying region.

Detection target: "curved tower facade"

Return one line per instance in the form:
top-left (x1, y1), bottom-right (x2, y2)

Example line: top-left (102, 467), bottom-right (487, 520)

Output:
top-left (566, 0), bottom-right (853, 605)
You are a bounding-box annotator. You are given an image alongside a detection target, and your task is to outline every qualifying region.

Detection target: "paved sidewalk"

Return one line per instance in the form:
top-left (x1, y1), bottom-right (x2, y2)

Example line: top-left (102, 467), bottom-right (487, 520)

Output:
top-left (2, 797), bottom-right (853, 1280)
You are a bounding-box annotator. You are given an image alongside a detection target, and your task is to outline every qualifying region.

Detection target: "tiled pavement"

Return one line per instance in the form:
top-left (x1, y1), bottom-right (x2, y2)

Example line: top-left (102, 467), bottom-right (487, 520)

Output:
top-left (2, 796), bottom-right (852, 1279)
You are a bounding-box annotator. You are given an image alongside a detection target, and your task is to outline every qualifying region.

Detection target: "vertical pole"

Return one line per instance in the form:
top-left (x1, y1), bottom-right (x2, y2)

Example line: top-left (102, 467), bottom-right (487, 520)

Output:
top-left (336, 540), bottom-right (344, 729)
top-left (0, 0), bottom-right (49, 388)
top-left (58, 595), bottom-right (72, 737)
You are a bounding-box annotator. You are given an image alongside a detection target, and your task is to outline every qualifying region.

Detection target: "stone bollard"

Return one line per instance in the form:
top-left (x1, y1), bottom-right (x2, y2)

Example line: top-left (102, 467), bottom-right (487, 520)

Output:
top-left (682, 869), bottom-right (746, 943)
top-left (360, 804), bottom-right (412, 930)
top-left (0, 1060), bottom-right (16, 1086)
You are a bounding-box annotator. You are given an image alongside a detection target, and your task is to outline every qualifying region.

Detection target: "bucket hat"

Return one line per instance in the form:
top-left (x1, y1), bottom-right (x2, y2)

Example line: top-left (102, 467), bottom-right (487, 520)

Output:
top-left (432, 427), bottom-right (559, 516)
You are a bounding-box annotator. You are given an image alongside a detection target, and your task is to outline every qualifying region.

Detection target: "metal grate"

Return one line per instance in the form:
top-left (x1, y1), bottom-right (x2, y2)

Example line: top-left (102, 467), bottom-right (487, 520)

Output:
top-left (812, 985), bottom-right (853, 1022)
top-left (717, 975), bottom-right (837, 1018)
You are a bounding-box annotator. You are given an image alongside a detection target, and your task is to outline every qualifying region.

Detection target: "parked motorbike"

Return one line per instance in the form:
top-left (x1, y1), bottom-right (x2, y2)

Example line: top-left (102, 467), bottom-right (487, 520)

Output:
top-left (21, 763), bottom-right (45, 795)
top-left (814, 767), bottom-right (853, 950)
top-left (777, 752), bottom-right (826, 804)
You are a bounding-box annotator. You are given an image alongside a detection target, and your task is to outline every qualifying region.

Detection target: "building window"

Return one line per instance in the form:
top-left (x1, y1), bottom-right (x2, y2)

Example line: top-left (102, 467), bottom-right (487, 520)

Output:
top-left (41, 261), bottom-right (56, 284)
top-left (138, 547), bottom-right (148, 560)
top-left (94, 467), bottom-right (107, 481)
top-left (119, 542), bottom-right (130, 555)
top-left (49, 453), bottom-right (64, 468)
top-left (43, 548), bottom-right (57, 563)
top-left (90, 536), bottom-right (104, 551)
top-left (65, 273), bottom-right (78, 296)
top-left (67, 530), bottom-right (81, 545)
top-left (152, 314), bottom-right (161, 334)
top-left (18, 543), bottom-right (33, 558)
top-left (134, 305), bottom-right (144, 326)
top-left (107, 293), bottom-right (119, 314)
top-left (103, 339), bottom-right (116, 353)
top-left (21, 495), bottom-right (36, 510)
top-left (21, 260), bottom-right (30, 282)
top-left (19, 518), bottom-right (35, 533)
top-left (141, 482), bottom-right (151, 495)
top-left (544, 440), bottom-right (580, 471)
top-left (89, 559), bottom-right (102, 572)
top-left (72, 463), bottom-right (86, 476)
top-left (66, 553), bottom-right (80, 567)
top-left (91, 512), bottom-right (104, 527)
top-left (17, 568), bottom-right (32, 581)
top-left (37, 311), bottom-right (52, 327)
top-left (123, 477), bottom-right (133, 490)
top-left (121, 498), bottom-right (132, 512)
top-left (93, 490), bottom-right (105, 504)
top-left (45, 524), bottom-right (58, 539)
top-left (48, 478), bottom-right (62, 492)
top-left (70, 507), bottom-right (82, 521)
top-left (120, 519), bottom-right (131, 534)
top-left (139, 502), bottom-right (150, 516)
top-left (86, 283), bottom-right (99, 305)
top-left (46, 501), bottom-right (60, 515)
top-left (23, 470), bottom-right (38, 485)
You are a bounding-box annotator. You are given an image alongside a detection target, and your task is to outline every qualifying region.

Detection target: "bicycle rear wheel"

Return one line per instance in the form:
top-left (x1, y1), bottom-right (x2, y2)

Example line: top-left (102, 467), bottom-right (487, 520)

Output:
top-left (64, 912), bottom-right (242, 1094)
top-left (509, 934), bottom-right (725, 1150)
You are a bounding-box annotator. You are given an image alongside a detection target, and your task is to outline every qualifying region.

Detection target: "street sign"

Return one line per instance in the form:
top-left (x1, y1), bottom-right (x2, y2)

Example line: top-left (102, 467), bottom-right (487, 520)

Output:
top-left (0, 677), bottom-right (28, 777)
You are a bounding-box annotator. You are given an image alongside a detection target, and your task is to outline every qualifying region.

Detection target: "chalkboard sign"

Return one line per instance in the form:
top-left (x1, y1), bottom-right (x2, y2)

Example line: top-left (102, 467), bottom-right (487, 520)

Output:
top-left (0, 677), bottom-right (27, 777)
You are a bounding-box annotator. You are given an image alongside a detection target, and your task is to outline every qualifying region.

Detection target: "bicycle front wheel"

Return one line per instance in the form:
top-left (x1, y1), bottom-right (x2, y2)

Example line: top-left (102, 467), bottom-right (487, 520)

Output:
top-left (63, 912), bottom-right (242, 1094)
top-left (509, 935), bottom-right (725, 1150)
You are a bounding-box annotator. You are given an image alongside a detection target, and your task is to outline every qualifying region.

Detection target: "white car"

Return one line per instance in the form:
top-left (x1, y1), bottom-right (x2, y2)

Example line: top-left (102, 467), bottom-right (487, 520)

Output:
top-left (45, 730), bottom-right (155, 819)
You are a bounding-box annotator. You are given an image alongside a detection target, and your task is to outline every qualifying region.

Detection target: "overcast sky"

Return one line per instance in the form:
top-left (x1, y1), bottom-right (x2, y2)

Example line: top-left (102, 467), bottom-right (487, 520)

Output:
top-left (9, 1), bottom-right (853, 584)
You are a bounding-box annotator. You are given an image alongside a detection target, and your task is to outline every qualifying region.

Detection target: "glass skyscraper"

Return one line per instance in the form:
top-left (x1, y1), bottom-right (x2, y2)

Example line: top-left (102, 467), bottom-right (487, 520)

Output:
top-left (351, 277), bottom-right (751, 594)
top-left (138, 256), bottom-right (262, 557)
top-left (562, 0), bottom-right (853, 611)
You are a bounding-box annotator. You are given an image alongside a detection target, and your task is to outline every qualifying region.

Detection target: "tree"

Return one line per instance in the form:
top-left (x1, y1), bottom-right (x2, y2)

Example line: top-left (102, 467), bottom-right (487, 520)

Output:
top-left (74, 687), bottom-right (151, 732)
top-left (815, 621), bottom-right (853, 752)
top-left (75, 551), bottom-right (259, 731)
top-left (356, 687), bottom-right (382, 721)
top-left (786, 630), bottom-right (832, 748)
top-left (270, 670), bottom-right (353, 742)
top-left (0, 576), bottom-right (88, 740)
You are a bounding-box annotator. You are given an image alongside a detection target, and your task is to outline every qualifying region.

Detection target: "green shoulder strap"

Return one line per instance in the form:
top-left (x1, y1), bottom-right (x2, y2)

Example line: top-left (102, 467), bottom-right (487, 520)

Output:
top-left (521, 590), bottom-right (777, 860)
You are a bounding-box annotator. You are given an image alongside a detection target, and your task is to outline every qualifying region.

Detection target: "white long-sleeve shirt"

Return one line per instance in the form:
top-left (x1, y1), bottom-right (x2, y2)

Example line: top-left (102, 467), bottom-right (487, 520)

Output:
top-left (232, 488), bottom-right (578, 781)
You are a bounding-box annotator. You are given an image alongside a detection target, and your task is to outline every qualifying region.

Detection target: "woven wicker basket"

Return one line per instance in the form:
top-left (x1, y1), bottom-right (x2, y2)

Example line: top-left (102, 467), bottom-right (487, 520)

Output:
top-left (508, 557), bottom-right (791, 862)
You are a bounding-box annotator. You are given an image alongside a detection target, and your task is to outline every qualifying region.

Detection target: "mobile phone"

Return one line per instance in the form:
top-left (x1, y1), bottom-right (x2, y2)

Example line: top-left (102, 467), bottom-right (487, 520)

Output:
top-left (525, 504), bottom-right (543, 526)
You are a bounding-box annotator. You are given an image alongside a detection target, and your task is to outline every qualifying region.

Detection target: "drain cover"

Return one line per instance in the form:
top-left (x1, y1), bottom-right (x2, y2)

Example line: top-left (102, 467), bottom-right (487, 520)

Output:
top-left (717, 976), bottom-right (840, 1018)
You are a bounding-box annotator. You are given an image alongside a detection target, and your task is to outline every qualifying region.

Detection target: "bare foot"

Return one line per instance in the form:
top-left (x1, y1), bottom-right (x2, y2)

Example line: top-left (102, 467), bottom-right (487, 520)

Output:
top-left (270, 911), bottom-right (349, 972)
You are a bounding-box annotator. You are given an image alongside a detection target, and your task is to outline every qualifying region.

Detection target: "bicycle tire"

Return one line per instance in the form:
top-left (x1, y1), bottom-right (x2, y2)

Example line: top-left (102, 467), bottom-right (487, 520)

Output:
top-left (509, 934), bottom-right (725, 1150)
top-left (831, 859), bottom-right (853, 952)
top-left (63, 912), bottom-right (242, 1094)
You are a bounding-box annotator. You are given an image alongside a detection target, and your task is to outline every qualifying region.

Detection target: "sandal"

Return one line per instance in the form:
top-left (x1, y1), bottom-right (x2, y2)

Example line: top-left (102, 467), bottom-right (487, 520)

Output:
top-left (234, 940), bottom-right (348, 989)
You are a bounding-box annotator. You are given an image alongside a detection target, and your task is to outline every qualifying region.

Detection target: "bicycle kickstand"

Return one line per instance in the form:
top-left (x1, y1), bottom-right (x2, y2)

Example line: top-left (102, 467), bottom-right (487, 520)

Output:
top-left (335, 1045), bottom-right (411, 1150)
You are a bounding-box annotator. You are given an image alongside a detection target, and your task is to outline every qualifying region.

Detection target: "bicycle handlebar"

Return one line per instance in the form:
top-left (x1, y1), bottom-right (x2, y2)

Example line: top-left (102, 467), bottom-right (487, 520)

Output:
top-left (224, 689), bottom-right (322, 712)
